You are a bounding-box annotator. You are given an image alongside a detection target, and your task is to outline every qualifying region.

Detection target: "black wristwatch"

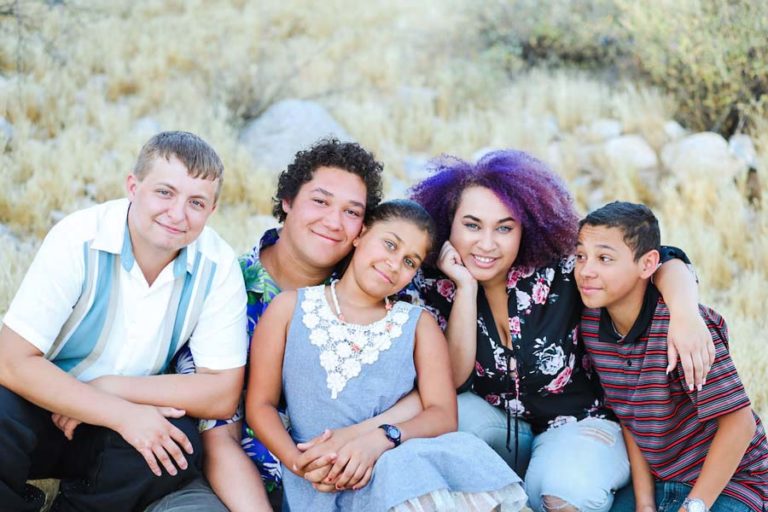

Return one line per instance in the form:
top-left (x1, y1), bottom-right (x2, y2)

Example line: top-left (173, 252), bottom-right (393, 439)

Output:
top-left (378, 424), bottom-right (401, 447)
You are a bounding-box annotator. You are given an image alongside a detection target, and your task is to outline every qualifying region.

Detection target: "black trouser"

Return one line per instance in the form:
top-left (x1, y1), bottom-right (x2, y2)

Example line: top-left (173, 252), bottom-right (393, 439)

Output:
top-left (0, 385), bottom-right (202, 512)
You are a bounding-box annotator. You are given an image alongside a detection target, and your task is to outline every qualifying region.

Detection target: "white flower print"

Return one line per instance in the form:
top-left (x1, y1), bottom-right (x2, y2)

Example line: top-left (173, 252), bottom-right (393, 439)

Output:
top-left (329, 324), bottom-right (346, 340)
top-left (493, 345), bottom-right (508, 372)
top-left (336, 342), bottom-right (352, 358)
top-left (327, 372), bottom-right (345, 398)
top-left (506, 399), bottom-right (526, 415)
top-left (516, 290), bottom-right (532, 311)
top-left (537, 344), bottom-right (566, 375)
top-left (532, 280), bottom-right (550, 305)
top-left (309, 329), bottom-right (326, 346)
top-left (319, 350), bottom-right (338, 369)
top-left (560, 255), bottom-right (576, 275)
top-left (303, 313), bottom-right (319, 329)
top-left (301, 285), bottom-right (411, 400)
top-left (360, 349), bottom-right (378, 364)
top-left (548, 415), bottom-right (577, 429)
top-left (342, 358), bottom-right (361, 378)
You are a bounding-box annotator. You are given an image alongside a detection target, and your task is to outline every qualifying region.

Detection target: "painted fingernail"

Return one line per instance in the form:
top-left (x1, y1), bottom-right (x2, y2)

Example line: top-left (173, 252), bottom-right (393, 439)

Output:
top-left (697, 384), bottom-right (702, 391)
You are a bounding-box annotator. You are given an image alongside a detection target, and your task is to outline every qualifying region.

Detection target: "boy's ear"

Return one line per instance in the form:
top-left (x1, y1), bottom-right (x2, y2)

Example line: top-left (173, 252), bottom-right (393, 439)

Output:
top-left (639, 249), bottom-right (661, 279)
top-left (281, 198), bottom-right (291, 214)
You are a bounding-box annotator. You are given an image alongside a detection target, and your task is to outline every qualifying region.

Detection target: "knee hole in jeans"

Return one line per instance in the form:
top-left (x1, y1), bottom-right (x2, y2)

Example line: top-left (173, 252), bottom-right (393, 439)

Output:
top-left (579, 425), bottom-right (616, 446)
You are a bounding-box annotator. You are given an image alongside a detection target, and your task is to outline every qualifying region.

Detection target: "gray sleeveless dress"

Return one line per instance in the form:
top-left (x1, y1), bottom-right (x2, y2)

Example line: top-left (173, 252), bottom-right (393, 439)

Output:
top-left (281, 286), bottom-right (526, 511)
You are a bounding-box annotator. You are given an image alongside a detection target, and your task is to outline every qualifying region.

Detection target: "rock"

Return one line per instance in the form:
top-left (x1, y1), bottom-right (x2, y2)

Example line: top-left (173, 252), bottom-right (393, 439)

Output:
top-left (603, 135), bottom-right (658, 170)
top-left (0, 116), bottom-right (13, 149)
top-left (663, 120), bottom-right (687, 141)
top-left (239, 99), bottom-right (353, 172)
top-left (586, 118), bottom-right (622, 143)
top-left (661, 132), bottom-right (743, 183)
top-left (729, 134), bottom-right (758, 170)
top-left (132, 117), bottom-right (162, 140)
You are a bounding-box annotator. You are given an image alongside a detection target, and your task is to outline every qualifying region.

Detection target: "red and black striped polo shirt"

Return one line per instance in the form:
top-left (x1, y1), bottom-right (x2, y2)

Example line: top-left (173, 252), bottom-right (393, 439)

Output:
top-left (581, 285), bottom-right (768, 511)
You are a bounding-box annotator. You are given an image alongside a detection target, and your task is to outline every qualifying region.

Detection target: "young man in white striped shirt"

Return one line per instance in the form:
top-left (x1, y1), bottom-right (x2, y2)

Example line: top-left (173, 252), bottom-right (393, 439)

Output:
top-left (0, 131), bottom-right (247, 511)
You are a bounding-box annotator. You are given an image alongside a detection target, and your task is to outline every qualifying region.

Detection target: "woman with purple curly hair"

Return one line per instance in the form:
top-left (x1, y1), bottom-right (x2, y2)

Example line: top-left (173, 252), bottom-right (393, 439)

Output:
top-left (408, 149), bottom-right (713, 512)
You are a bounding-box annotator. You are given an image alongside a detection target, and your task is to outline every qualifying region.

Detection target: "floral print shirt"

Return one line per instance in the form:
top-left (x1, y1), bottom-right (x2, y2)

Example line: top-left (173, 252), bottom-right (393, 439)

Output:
top-left (409, 256), bottom-right (608, 434)
top-left (408, 247), bottom-right (687, 434)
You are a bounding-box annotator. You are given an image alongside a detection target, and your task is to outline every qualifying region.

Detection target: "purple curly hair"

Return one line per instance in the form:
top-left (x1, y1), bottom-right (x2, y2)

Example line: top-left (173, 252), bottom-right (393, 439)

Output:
top-left (409, 149), bottom-right (578, 269)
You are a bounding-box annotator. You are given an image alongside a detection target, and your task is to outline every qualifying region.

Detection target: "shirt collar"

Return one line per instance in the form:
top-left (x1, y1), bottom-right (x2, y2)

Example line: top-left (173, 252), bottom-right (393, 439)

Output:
top-left (599, 284), bottom-right (660, 344)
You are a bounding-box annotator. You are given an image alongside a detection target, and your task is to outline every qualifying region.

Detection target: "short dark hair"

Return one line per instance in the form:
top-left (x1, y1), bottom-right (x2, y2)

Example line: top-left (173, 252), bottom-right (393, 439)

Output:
top-left (410, 150), bottom-right (579, 268)
top-left (365, 199), bottom-right (438, 255)
top-left (133, 131), bottom-right (224, 201)
top-left (272, 138), bottom-right (384, 222)
top-left (580, 201), bottom-right (660, 260)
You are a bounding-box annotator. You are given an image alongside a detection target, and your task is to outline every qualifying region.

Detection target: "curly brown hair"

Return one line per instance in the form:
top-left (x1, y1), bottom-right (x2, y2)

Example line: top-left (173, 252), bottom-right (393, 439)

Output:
top-left (272, 138), bottom-right (384, 222)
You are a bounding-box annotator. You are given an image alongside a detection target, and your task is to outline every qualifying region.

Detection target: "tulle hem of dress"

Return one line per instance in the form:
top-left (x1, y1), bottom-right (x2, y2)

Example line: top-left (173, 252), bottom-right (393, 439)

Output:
top-left (389, 482), bottom-right (528, 512)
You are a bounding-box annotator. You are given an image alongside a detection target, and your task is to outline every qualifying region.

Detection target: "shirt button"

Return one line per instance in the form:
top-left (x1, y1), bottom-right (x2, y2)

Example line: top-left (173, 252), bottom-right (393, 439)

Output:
top-left (626, 360), bottom-right (632, 367)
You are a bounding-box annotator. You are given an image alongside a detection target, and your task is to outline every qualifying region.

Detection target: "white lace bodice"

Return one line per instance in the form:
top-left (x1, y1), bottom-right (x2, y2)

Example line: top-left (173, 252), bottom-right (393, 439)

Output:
top-left (301, 285), bottom-right (411, 399)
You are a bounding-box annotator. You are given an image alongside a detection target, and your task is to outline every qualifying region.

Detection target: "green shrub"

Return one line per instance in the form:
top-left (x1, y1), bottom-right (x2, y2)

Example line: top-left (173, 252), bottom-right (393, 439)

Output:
top-left (474, 0), bottom-right (626, 72)
top-left (618, 0), bottom-right (768, 135)
top-left (473, 0), bottom-right (768, 136)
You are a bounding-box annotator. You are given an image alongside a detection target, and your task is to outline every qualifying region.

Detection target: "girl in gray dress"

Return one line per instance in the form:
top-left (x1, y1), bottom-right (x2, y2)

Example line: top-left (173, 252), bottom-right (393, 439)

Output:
top-left (246, 200), bottom-right (526, 511)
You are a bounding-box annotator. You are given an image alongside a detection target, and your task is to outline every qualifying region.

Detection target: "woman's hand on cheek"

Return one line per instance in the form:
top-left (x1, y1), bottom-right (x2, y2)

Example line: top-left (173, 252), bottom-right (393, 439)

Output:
top-left (437, 241), bottom-right (476, 289)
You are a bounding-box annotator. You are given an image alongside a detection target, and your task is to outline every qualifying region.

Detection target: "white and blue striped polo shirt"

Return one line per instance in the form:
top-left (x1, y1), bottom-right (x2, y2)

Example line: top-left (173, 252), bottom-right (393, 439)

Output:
top-left (4, 199), bottom-right (247, 381)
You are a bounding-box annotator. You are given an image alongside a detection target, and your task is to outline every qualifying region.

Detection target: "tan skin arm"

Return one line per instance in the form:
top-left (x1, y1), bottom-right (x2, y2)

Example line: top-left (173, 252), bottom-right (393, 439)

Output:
top-left (654, 259), bottom-right (716, 390)
top-left (622, 426), bottom-right (656, 512)
top-left (0, 324), bottom-right (194, 477)
top-left (246, 291), bottom-right (309, 475)
top-left (681, 406), bottom-right (756, 509)
top-left (89, 366), bottom-right (244, 420)
top-left (436, 240), bottom-right (480, 387)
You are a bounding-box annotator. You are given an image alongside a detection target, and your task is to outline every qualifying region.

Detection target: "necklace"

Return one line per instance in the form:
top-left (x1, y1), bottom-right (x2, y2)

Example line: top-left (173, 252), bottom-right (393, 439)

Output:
top-left (610, 319), bottom-right (625, 339)
top-left (329, 279), bottom-right (391, 322)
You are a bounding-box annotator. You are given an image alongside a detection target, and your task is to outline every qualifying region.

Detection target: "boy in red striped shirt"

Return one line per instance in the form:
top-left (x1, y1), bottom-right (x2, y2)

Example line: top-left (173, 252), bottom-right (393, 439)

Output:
top-left (574, 201), bottom-right (767, 512)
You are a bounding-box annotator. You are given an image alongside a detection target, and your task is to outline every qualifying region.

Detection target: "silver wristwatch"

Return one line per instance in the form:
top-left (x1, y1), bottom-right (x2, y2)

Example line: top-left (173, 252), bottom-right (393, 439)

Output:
top-left (682, 498), bottom-right (708, 512)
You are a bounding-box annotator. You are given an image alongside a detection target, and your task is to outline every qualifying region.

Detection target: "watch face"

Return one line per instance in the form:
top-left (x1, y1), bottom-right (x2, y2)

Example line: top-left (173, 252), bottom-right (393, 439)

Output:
top-left (684, 498), bottom-right (707, 512)
top-left (381, 424), bottom-right (401, 445)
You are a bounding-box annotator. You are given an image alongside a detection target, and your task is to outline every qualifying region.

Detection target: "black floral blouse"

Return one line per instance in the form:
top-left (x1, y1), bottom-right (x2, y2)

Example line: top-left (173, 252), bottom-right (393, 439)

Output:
top-left (405, 248), bottom-right (688, 435)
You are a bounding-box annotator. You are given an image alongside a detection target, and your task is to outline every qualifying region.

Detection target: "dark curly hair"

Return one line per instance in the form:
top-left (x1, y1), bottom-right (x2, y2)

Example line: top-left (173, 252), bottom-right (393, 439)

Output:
top-left (272, 138), bottom-right (384, 222)
top-left (410, 149), bottom-right (579, 269)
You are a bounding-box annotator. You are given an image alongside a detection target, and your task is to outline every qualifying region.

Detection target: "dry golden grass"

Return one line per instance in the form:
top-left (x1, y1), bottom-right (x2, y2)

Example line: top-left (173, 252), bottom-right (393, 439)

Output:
top-left (1, 0), bottom-right (766, 419)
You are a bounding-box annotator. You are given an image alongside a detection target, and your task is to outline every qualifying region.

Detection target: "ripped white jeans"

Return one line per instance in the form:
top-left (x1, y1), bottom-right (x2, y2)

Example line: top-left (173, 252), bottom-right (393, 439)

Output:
top-left (457, 392), bottom-right (630, 512)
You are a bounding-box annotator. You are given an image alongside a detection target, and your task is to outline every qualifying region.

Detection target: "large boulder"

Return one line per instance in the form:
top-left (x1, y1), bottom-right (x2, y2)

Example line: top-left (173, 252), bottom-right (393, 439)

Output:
top-left (603, 135), bottom-right (658, 171)
top-left (729, 134), bottom-right (758, 170)
top-left (239, 99), bottom-right (353, 172)
top-left (661, 132), bottom-right (743, 183)
top-left (583, 118), bottom-right (623, 143)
